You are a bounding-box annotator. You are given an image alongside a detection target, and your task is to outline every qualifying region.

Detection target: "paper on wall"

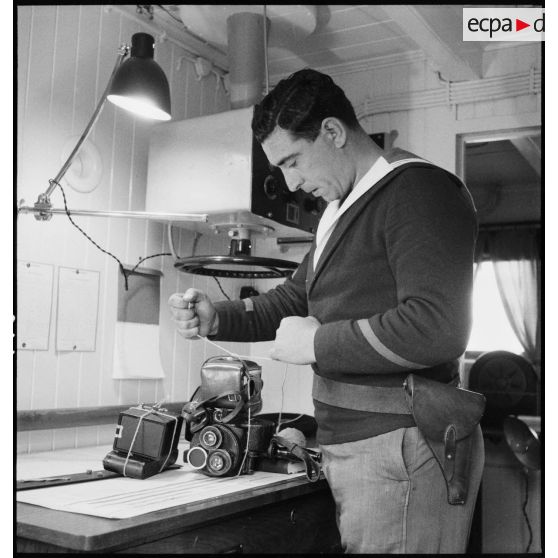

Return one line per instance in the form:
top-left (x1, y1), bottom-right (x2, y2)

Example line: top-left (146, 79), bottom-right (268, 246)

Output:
top-left (16, 261), bottom-right (54, 350)
top-left (56, 267), bottom-right (99, 352)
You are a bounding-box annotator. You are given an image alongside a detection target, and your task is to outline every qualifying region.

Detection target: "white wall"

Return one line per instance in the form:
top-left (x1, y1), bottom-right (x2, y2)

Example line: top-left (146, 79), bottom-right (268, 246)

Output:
top-left (16, 5), bottom-right (250, 452)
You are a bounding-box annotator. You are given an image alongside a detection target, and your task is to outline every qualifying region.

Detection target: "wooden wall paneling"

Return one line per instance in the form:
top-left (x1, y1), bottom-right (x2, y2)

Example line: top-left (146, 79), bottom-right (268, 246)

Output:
top-left (456, 101), bottom-right (476, 123)
top-left (407, 58), bottom-right (428, 92)
top-left (54, 0), bottom-right (91, 414)
top-left (54, 351), bottom-right (81, 409)
top-left (118, 376), bottom-right (142, 406)
top-left (515, 93), bottom-right (539, 116)
top-left (16, 351), bottom-right (34, 410)
top-left (170, 45), bottom-right (187, 122)
top-left (338, 70), bottom-right (373, 111)
top-left (49, 6), bottom-right (80, 145)
top-left (199, 71), bottom-right (211, 116)
top-left (370, 113), bottom-right (390, 140)
top-left (87, 9), bottom-right (123, 410)
top-left (17, 431), bottom-right (30, 454)
top-left (18, 6), bottom-right (56, 203)
top-left (75, 425), bottom-right (101, 449)
top-left (74, 5), bottom-right (109, 394)
top-left (492, 96), bottom-right (518, 118)
top-left (389, 62), bottom-right (411, 96)
top-left (423, 105), bottom-right (456, 171)
top-left (28, 429), bottom-right (54, 453)
top-left (389, 110), bottom-right (409, 151)
top-left (98, 261), bottom-right (119, 408)
top-left (137, 381), bottom-right (160, 407)
top-left (136, 219), bottom-right (167, 405)
top-left (80, 7), bottom-right (114, 276)
top-left (472, 99), bottom-right (498, 121)
top-left (99, 424), bottom-right (117, 445)
top-left (185, 62), bottom-right (202, 119)
top-left (158, 240), bottom-right (183, 403)
top-left (214, 73), bottom-right (229, 113)
top-left (52, 427), bottom-right (77, 451)
top-left (406, 106), bottom-right (426, 158)
top-left (16, 7), bottom-right (32, 158)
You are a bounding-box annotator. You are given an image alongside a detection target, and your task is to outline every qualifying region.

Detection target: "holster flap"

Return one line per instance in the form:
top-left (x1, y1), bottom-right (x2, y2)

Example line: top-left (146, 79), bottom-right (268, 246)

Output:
top-left (403, 374), bottom-right (485, 441)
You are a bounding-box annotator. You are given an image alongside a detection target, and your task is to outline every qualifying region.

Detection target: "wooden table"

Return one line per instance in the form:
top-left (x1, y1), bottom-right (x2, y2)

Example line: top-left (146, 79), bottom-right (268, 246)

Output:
top-left (16, 445), bottom-right (341, 554)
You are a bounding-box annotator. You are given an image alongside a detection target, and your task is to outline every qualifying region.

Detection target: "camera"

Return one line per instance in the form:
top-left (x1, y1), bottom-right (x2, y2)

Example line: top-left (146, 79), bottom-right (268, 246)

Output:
top-left (103, 404), bottom-right (183, 479)
top-left (187, 418), bottom-right (275, 476)
top-left (183, 356), bottom-right (274, 477)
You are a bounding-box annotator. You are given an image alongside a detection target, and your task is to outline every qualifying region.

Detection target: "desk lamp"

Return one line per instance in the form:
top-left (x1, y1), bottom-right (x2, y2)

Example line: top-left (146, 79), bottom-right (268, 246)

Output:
top-left (18, 33), bottom-right (205, 225)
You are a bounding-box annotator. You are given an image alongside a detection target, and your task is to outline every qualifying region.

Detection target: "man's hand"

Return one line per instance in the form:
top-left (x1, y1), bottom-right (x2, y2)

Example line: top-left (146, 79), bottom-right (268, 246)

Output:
top-left (270, 316), bottom-right (321, 364)
top-left (168, 288), bottom-right (218, 339)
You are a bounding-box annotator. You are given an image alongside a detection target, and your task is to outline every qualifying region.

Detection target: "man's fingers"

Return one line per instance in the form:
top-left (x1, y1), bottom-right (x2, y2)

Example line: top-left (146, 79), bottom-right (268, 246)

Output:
top-left (175, 317), bottom-right (200, 330)
top-left (168, 293), bottom-right (189, 309)
top-left (183, 288), bottom-right (204, 305)
top-left (170, 307), bottom-right (196, 320)
top-left (177, 325), bottom-right (201, 338)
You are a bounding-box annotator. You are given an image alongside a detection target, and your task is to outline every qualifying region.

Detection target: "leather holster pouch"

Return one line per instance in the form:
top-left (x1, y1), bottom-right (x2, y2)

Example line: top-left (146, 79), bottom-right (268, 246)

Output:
top-left (403, 374), bottom-right (486, 505)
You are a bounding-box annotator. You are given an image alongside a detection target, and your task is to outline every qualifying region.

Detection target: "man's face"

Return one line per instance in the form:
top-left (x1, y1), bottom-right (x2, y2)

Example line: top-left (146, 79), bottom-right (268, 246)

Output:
top-left (261, 125), bottom-right (350, 203)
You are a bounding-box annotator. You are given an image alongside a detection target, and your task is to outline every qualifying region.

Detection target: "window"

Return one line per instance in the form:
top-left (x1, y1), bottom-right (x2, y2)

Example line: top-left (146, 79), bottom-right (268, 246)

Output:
top-left (467, 261), bottom-right (523, 354)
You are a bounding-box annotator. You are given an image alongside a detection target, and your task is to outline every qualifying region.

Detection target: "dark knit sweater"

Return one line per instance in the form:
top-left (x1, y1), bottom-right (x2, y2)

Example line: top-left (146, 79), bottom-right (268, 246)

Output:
top-left (213, 150), bottom-right (477, 445)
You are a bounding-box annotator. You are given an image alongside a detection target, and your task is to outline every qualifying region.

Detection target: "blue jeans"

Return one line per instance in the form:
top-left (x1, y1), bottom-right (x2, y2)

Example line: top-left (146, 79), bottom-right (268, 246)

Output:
top-left (320, 426), bottom-right (484, 554)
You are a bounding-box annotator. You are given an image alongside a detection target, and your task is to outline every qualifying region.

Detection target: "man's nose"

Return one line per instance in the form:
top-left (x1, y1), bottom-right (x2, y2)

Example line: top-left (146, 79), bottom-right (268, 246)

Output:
top-left (284, 171), bottom-right (303, 192)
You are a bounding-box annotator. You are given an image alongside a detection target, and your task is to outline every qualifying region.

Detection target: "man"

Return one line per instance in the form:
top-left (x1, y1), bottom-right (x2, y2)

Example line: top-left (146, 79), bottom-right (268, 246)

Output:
top-left (168, 69), bottom-right (484, 553)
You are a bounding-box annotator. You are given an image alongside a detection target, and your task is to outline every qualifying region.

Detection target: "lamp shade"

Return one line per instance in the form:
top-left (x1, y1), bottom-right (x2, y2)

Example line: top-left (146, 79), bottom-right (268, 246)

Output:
top-left (108, 33), bottom-right (171, 121)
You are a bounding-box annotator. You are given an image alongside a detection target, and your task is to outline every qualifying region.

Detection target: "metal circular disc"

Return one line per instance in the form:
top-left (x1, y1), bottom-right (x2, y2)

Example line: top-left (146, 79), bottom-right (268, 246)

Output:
top-left (174, 255), bottom-right (298, 278)
top-left (468, 351), bottom-right (537, 412)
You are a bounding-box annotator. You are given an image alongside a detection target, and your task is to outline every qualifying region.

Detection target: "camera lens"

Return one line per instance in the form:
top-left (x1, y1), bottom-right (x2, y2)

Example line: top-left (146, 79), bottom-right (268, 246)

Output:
top-left (200, 426), bottom-right (222, 449)
top-left (186, 446), bottom-right (208, 469)
top-left (206, 449), bottom-right (233, 476)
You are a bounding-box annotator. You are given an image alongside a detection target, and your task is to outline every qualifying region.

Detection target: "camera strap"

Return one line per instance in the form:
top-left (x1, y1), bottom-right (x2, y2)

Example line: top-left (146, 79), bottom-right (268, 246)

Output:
top-left (272, 434), bottom-right (322, 482)
top-left (183, 386), bottom-right (248, 425)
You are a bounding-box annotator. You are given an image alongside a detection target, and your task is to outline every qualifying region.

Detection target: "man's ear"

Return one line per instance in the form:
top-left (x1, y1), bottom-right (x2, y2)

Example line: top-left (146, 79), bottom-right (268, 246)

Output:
top-left (321, 117), bottom-right (347, 148)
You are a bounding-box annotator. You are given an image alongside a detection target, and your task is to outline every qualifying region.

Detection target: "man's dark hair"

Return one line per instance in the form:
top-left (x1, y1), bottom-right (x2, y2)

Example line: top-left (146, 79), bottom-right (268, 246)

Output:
top-left (252, 68), bottom-right (359, 144)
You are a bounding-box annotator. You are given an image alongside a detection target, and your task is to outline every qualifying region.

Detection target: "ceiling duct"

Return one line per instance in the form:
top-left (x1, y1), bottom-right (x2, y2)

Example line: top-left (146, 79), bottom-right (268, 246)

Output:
top-left (227, 11), bottom-right (269, 109)
top-left (147, 7), bottom-right (321, 278)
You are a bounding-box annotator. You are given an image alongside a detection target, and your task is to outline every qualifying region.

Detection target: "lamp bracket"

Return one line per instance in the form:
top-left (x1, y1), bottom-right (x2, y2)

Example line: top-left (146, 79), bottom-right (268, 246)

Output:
top-left (33, 193), bottom-right (53, 221)
top-left (118, 43), bottom-right (130, 57)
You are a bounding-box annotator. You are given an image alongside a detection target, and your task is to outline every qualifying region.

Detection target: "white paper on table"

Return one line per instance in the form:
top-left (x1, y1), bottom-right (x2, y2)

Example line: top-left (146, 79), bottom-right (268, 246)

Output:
top-left (16, 261), bottom-right (54, 350)
top-left (56, 267), bottom-right (100, 351)
top-left (112, 321), bottom-right (165, 379)
top-left (16, 466), bottom-right (305, 519)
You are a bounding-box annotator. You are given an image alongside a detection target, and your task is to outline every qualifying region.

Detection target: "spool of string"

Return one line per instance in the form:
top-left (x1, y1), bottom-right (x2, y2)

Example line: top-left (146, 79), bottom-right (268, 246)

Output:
top-left (276, 427), bottom-right (306, 448)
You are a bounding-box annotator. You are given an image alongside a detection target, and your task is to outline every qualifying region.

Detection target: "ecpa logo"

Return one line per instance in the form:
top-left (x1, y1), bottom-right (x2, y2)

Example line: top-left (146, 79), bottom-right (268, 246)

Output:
top-left (463, 8), bottom-right (544, 42)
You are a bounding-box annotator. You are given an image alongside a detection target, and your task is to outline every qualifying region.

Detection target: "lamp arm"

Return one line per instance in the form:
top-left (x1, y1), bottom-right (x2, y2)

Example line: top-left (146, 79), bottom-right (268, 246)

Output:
top-left (34, 45), bottom-right (130, 218)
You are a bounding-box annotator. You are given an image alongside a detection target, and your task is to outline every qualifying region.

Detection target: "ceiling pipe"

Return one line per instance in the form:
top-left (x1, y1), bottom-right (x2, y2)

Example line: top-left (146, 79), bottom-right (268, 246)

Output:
top-left (226, 12), bottom-right (270, 109)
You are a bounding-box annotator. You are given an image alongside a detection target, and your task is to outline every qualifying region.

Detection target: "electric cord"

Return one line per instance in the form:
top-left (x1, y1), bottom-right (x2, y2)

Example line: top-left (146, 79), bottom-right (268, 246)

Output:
top-left (53, 179), bottom-right (171, 290)
top-left (522, 469), bottom-right (534, 553)
top-left (213, 276), bottom-right (231, 300)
